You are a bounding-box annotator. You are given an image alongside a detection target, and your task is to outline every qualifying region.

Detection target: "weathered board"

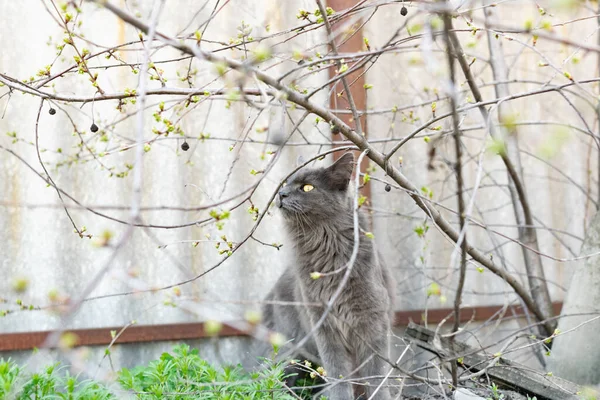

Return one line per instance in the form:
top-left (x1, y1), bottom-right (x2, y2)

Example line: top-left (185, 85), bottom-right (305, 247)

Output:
top-left (405, 323), bottom-right (582, 400)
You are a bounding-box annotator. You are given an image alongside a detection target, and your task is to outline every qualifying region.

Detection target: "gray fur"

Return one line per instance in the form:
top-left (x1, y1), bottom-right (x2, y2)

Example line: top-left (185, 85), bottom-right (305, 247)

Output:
top-left (262, 153), bottom-right (395, 400)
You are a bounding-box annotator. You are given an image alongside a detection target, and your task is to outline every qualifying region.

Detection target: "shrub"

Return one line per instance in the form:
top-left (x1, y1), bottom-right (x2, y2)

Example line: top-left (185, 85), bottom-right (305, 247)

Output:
top-left (0, 344), bottom-right (298, 399)
top-left (0, 359), bottom-right (113, 399)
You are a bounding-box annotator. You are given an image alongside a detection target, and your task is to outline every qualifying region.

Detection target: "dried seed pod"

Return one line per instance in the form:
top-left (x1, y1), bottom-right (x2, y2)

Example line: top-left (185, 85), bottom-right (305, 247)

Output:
top-left (385, 184), bottom-right (391, 192)
top-left (49, 108), bottom-right (56, 115)
top-left (181, 141), bottom-right (190, 151)
top-left (401, 6), bottom-right (408, 16)
top-left (90, 123), bottom-right (99, 133)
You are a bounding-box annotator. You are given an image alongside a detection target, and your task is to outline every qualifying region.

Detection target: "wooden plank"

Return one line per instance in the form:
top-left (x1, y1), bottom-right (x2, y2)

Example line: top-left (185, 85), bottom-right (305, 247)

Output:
top-left (327, 0), bottom-right (370, 183)
top-left (327, 0), bottom-right (368, 134)
top-left (404, 322), bottom-right (581, 400)
top-left (393, 302), bottom-right (562, 326)
top-left (0, 322), bottom-right (246, 351)
top-left (0, 302), bottom-right (564, 352)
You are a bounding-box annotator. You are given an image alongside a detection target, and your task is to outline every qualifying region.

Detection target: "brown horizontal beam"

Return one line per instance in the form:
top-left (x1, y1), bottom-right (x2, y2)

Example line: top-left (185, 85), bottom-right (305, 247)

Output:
top-left (393, 301), bottom-right (563, 326)
top-left (0, 302), bottom-right (563, 352)
top-left (0, 322), bottom-right (246, 352)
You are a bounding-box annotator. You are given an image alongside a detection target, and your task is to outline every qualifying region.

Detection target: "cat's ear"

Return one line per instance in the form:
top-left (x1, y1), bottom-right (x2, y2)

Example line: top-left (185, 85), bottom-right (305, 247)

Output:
top-left (325, 152), bottom-right (355, 190)
top-left (296, 155), bottom-right (306, 167)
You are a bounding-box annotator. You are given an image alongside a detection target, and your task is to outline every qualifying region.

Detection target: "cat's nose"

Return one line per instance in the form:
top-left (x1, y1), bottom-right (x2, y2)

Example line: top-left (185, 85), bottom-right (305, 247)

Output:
top-left (277, 190), bottom-right (289, 208)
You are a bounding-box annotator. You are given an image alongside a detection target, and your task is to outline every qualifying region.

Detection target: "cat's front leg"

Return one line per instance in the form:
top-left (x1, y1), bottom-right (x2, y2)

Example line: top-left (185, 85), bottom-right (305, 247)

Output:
top-left (354, 316), bottom-right (392, 400)
top-left (356, 351), bottom-right (392, 400)
top-left (312, 323), bottom-right (355, 400)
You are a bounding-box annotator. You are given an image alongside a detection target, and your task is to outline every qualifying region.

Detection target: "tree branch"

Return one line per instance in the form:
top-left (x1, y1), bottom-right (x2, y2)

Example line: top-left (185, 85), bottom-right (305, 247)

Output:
top-left (88, 0), bottom-right (555, 336)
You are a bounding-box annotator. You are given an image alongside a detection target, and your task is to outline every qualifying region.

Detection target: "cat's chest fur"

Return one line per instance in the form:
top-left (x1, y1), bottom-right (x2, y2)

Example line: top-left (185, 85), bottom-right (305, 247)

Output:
top-left (289, 222), bottom-right (386, 311)
top-left (289, 224), bottom-right (387, 351)
top-left (292, 222), bottom-right (362, 273)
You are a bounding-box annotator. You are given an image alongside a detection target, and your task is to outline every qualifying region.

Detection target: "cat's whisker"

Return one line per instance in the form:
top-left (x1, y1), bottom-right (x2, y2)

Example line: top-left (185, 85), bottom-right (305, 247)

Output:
top-left (297, 210), bottom-right (310, 239)
top-left (294, 213), bottom-right (307, 239)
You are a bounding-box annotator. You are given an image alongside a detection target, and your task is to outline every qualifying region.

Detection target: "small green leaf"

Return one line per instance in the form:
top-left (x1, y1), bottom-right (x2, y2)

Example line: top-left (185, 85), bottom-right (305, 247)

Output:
top-left (358, 195), bottom-right (367, 207)
top-left (427, 283), bottom-right (441, 297)
top-left (204, 320), bottom-right (223, 336)
top-left (486, 138), bottom-right (506, 156)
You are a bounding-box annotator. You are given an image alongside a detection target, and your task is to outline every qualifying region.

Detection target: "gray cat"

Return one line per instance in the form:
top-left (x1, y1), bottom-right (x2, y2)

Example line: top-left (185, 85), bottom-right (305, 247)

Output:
top-left (261, 153), bottom-right (395, 400)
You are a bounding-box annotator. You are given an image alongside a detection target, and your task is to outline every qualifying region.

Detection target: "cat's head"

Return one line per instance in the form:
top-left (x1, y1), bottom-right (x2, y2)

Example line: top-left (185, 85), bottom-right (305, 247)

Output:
top-left (276, 152), bottom-right (355, 222)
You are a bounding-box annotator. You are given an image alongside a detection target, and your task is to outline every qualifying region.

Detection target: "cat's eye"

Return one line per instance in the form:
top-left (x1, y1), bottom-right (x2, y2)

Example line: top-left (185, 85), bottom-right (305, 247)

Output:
top-left (302, 184), bottom-right (314, 192)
